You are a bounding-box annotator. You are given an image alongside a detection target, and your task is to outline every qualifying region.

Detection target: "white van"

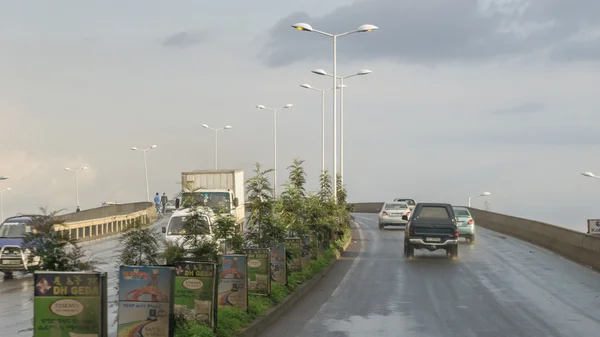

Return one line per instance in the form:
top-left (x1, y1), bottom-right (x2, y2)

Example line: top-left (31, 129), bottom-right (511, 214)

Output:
top-left (161, 207), bottom-right (217, 248)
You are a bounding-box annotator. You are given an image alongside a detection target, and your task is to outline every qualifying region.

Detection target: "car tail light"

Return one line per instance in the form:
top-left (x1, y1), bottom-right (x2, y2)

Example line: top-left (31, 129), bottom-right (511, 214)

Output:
top-left (453, 231), bottom-right (459, 238)
top-left (408, 227), bottom-right (414, 237)
top-left (382, 211), bottom-right (388, 216)
top-left (467, 219), bottom-right (474, 225)
top-left (406, 211), bottom-right (411, 217)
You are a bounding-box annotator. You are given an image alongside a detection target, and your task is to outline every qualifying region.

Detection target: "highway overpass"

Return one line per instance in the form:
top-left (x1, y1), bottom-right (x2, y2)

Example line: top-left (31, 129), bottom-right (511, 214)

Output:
top-left (1, 201), bottom-right (599, 336)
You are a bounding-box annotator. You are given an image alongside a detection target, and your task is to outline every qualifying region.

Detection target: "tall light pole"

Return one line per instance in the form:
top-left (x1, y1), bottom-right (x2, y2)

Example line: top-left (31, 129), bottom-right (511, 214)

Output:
top-left (0, 187), bottom-right (11, 222)
top-left (468, 192), bottom-right (491, 207)
top-left (64, 166), bottom-right (88, 210)
top-left (131, 145), bottom-right (158, 202)
top-left (292, 22), bottom-right (378, 201)
top-left (256, 104), bottom-right (294, 198)
top-left (311, 68), bottom-right (372, 185)
top-left (299, 84), bottom-right (344, 175)
top-left (201, 124), bottom-right (232, 170)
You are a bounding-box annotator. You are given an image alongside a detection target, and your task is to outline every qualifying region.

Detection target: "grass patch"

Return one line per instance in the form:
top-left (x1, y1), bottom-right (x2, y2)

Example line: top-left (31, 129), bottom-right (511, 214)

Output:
top-left (176, 228), bottom-right (352, 336)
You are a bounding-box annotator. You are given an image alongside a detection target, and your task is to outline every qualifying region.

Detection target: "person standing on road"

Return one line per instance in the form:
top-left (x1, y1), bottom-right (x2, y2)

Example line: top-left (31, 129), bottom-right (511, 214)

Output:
top-left (154, 192), bottom-right (161, 214)
top-left (161, 193), bottom-right (168, 214)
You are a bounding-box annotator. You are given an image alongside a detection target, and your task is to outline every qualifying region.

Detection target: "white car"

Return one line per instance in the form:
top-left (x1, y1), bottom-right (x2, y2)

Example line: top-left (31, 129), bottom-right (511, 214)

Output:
top-left (162, 207), bottom-right (217, 249)
top-left (393, 198), bottom-right (416, 211)
top-left (378, 202), bottom-right (412, 230)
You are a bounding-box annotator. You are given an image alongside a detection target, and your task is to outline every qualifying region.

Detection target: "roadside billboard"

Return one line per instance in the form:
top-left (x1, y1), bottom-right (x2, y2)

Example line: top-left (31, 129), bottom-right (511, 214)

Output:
top-left (270, 243), bottom-right (286, 285)
top-left (117, 266), bottom-right (175, 337)
top-left (285, 237), bottom-right (302, 273)
top-left (174, 262), bottom-right (218, 329)
top-left (245, 248), bottom-right (271, 296)
top-left (587, 219), bottom-right (600, 235)
top-left (217, 254), bottom-right (248, 311)
top-left (33, 271), bottom-right (107, 337)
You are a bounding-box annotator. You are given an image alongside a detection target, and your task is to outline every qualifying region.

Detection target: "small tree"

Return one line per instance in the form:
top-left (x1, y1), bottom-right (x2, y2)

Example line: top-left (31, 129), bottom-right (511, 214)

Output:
top-left (22, 208), bottom-right (98, 272)
top-left (213, 214), bottom-right (244, 254)
top-left (318, 170), bottom-right (333, 202)
top-left (116, 218), bottom-right (163, 266)
top-left (245, 163), bottom-right (286, 247)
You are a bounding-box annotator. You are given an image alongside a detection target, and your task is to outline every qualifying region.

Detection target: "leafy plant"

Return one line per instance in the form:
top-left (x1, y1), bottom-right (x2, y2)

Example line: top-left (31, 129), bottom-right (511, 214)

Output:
top-left (21, 208), bottom-right (99, 272)
top-left (116, 218), bottom-right (163, 266)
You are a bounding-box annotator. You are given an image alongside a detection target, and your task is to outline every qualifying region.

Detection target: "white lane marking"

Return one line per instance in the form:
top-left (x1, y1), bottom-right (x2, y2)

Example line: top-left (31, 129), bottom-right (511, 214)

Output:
top-left (330, 219), bottom-right (365, 297)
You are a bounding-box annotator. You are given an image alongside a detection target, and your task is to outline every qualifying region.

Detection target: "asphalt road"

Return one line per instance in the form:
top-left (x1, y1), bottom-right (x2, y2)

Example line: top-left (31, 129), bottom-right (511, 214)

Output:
top-left (261, 213), bottom-right (600, 337)
top-left (0, 215), bottom-right (169, 337)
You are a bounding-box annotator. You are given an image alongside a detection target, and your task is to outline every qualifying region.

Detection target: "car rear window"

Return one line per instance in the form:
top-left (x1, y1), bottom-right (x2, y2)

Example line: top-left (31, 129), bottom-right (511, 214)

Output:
top-left (396, 199), bottom-right (416, 205)
top-left (418, 206), bottom-right (450, 219)
top-left (384, 203), bottom-right (407, 210)
top-left (454, 209), bottom-right (470, 216)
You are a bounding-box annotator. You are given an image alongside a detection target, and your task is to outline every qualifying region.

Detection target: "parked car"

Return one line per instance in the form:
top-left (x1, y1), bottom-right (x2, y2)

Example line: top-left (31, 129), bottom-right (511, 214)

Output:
top-left (378, 202), bottom-right (411, 230)
top-left (393, 198), bottom-right (417, 211)
top-left (453, 206), bottom-right (476, 243)
top-left (404, 203), bottom-right (459, 259)
top-left (0, 216), bottom-right (42, 276)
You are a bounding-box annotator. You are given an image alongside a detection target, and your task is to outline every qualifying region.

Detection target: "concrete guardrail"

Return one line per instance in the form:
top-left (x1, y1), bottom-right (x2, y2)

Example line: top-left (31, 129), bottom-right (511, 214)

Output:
top-left (466, 207), bottom-right (600, 271)
top-left (53, 202), bottom-right (158, 242)
top-left (349, 202), bottom-right (383, 213)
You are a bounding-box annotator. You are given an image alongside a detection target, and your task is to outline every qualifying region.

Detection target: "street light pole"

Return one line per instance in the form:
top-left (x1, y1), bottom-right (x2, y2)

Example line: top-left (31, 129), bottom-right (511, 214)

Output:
top-left (468, 192), bottom-right (491, 207)
top-left (311, 69), bottom-right (372, 186)
top-left (201, 124), bottom-right (233, 170)
top-left (256, 104), bottom-right (294, 198)
top-left (131, 145), bottom-right (158, 202)
top-left (64, 167), bottom-right (88, 210)
top-left (293, 23), bottom-right (377, 202)
top-left (0, 187), bottom-right (11, 222)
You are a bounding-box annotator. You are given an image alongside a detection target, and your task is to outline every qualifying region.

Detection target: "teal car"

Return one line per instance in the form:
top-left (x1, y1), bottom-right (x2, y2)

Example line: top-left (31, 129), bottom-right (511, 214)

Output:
top-left (453, 206), bottom-right (476, 243)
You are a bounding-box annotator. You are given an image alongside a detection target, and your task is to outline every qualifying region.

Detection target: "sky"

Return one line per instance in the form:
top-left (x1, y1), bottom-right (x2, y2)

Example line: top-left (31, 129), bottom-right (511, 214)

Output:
top-left (2, 0), bottom-right (600, 232)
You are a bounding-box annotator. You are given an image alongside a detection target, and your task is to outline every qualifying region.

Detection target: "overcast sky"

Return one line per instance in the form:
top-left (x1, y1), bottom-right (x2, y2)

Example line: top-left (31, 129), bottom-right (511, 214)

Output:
top-left (2, 0), bottom-right (600, 232)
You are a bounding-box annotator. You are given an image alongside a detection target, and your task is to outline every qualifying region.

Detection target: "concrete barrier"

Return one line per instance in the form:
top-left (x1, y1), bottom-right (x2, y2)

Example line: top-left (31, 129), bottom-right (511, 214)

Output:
top-left (467, 207), bottom-right (600, 271)
top-left (349, 202), bottom-right (383, 213)
top-left (52, 202), bottom-right (158, 242)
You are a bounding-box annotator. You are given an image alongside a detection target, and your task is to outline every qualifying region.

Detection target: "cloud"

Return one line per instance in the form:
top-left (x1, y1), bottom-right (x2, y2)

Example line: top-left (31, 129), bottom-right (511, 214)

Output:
top-left (161, 30), bottom-right (207, 48)
top-left (258, 0), bottom-right (600, 67)
top-left (491, 101), bottom-right (546, 115)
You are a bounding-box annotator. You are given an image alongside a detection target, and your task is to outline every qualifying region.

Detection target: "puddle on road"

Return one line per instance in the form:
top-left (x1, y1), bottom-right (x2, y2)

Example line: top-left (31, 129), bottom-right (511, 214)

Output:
top-left (324, 313), bottom-right (419, 337)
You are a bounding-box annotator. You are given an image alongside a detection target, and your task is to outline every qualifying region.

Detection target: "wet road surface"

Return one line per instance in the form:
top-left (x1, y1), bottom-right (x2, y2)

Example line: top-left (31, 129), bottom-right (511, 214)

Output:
top-left (0, 215), bottom-right (169, 337)
top-left (261, 213), bottom-right (600, 337)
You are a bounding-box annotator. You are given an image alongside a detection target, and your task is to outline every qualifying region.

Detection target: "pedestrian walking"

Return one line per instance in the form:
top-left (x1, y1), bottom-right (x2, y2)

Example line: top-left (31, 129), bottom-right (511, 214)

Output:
top-left (153, 192), bottom-right (161, 214)
top-left (161, 193), bottom-right (168, 214)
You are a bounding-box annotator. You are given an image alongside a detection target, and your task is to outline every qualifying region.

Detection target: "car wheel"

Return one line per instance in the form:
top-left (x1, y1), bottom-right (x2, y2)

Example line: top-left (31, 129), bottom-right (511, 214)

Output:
top-left (406, 243), bottom-right (414, 258)
top-left (449, 245), bottom-right (458, 259)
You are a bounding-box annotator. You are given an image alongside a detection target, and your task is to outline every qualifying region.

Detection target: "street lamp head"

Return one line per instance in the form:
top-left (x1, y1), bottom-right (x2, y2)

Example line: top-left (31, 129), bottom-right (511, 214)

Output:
top-left (358, 69), bottom-right (372, 75)
top-left (224, 125), bottom-right (233, 129)
top-left (131, 147), bottom-right (138, 151)
top-left (357, 24), bottom-right (378, 33)
top-left (64, 168), bottom-right (71, 171)
top-left (151, 145), bottom-right (158, 148)
top-left (4, 188), bottom-right (11, 191)
top-left (480, 192), bottom-right (491, 196)
top-left (284, 104), bottom-right (293, 109)
top-left (582, 171), bottom-right (596, 178)
top-left (300, 84), bottom-right (312, 89)
top-left (312, 69), bottom-right (328, 76)
top-left (82, 166), bottom-right (89, 170)
top-left (0, 176), bottom-right (8, 180)
top-left (292, 23), bottom-right (313, 32)
top-left (256, 105), bottom-right (266, 109)
top-left (201, 124), bottom-right (209, 128)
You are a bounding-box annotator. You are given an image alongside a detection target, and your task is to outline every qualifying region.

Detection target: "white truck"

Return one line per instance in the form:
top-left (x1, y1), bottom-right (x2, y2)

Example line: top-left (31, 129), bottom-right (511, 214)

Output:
top-left (175, 169), bottom-right (245, 232)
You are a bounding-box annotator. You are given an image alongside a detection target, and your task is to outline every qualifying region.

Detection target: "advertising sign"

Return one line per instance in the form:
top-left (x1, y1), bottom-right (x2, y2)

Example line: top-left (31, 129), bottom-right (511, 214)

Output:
top-left (587, 219), bottom-right (600, 235)
top-left (270, 243), bottom-right (286, 285)
top-left (300, 235), bottom-right (311, 269)
top-left (174, 262), bottom-right (218, 329)
top-left (117, 266), bottom-right (175, 337)
top-left (217, 254), bottom-right (248, 311)
top-left (285, 238), bottom-right (302, 273)
top-left (33, 271), bottom-right (107, 337)
top-left (245, 248), bottom-right (271, 296)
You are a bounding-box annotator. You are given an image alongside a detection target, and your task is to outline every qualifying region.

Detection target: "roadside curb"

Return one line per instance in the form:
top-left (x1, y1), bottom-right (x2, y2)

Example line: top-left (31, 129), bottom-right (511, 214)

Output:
top-left (236, 223), bottom-right (356, 337)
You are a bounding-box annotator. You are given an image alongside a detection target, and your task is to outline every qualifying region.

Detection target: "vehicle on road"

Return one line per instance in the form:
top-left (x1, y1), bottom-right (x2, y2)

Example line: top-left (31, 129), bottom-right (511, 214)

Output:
top-left (176, 169), bottom-right (245, 232)
top-left (0, 216), bottom-right (42, 276)
top-left (378, 202), bottom-right (411, 229)
top-left (393, 198), bottom-right (416, 211)
top-left (162, 207), bottom-right (229, 253)
top-left (404, 203), bottom-right (459, 259)
top-left (453, 206), bottom-right (476, 243)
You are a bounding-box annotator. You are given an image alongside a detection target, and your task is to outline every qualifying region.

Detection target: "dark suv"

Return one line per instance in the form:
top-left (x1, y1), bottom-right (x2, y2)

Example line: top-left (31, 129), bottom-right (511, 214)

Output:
top-left (404, 203), bottom-right (459, 259)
